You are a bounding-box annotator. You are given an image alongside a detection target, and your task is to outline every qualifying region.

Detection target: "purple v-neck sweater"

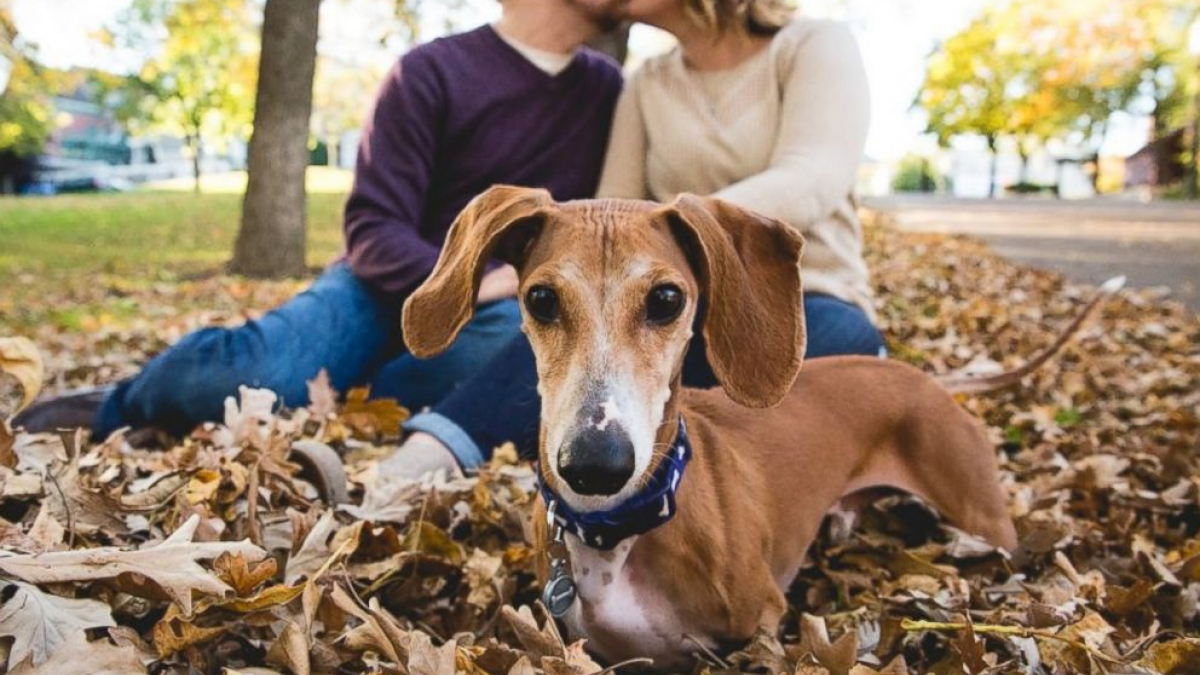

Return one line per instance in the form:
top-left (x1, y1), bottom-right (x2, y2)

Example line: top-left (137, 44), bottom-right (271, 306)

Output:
top-left (343, 25), bottom-right (623, 298)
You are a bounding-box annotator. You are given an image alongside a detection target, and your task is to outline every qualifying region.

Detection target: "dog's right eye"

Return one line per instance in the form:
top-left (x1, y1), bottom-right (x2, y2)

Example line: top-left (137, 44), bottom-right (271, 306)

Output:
top-left (525, 285), bottom-right (559, 323)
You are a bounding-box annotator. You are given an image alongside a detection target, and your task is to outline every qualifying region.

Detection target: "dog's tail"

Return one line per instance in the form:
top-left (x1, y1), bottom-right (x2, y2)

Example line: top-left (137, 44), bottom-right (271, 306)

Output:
top-left (936, 275), bottom-right (1126, 396)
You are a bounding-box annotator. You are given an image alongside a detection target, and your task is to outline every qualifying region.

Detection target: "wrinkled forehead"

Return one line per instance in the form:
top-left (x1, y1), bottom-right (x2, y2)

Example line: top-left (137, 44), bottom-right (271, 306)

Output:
top-left (522, 199), bottom-right (693, 281)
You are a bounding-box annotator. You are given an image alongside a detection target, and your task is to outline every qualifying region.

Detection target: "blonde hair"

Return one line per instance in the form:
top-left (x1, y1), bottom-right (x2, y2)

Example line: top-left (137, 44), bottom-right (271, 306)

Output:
top-left (684, 0), bottom-right (796, 36)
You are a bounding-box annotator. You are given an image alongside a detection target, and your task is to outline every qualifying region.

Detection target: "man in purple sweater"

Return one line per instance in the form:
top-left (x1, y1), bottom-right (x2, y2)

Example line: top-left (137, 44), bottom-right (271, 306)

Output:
top-left (18, 0), bottom-right (624, 444)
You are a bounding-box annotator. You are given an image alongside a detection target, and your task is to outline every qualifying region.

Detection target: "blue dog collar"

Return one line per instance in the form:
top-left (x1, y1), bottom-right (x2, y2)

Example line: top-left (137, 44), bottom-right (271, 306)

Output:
top-left (537, 416), bottom-right (693, 551)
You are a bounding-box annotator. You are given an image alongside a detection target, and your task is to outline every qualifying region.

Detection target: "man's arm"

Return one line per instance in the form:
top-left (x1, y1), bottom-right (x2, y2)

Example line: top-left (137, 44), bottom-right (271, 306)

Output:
top-left (714, 23), bottom-right (869, 229)
top-left (343, 54), bottom-right (445, 298)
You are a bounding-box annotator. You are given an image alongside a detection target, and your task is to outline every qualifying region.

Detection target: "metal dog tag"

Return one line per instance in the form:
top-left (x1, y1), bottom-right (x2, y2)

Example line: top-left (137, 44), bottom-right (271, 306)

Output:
top-left (543, 561), bottom-right (577, 618)
top-left (542, 499), bottom-right (577, 618)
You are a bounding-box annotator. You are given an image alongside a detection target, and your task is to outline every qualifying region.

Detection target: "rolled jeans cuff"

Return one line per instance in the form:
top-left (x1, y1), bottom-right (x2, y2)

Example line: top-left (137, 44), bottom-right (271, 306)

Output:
top-left (403, 411), bottom-right (486, 471)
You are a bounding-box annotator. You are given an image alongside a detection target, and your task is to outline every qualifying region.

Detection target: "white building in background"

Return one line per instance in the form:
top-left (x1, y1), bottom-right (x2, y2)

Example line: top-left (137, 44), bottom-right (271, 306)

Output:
top-left (337, 130), bottom-right (361, 171)
top-left (858, 139), bottom-right (1120, 200)
top-left (939, 137), bottom-right (1098, 199)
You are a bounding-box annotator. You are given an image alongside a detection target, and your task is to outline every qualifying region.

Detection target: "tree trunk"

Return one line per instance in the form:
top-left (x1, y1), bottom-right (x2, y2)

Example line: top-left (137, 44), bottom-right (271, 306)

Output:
top-left (189, 132), bottom-right (202, 194)
top-left (1187, 84), bottom-right (1200, 200)
top-left (987, 135), bottom-right (999, 198)
top-left (230, 0), bottom-right (321, 278)
top-left (586, 24), bottom-right (631, 65)
top-left (1090, 122), bottom-right (1108, 194)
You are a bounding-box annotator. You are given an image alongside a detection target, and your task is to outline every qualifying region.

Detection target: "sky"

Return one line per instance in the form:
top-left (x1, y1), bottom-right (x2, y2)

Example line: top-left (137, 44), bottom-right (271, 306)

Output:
top-left (10, 0), bottom-right (1149, 162)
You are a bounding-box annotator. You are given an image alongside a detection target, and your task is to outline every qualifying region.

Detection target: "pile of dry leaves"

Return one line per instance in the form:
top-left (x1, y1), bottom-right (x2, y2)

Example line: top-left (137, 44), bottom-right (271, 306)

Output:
top-left (0, 217), bottom-right (1197, 675)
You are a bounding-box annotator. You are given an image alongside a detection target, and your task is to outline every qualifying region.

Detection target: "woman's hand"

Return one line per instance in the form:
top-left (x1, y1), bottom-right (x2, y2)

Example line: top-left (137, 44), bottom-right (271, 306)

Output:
top-left (476, 264), bottom-right (519, 305)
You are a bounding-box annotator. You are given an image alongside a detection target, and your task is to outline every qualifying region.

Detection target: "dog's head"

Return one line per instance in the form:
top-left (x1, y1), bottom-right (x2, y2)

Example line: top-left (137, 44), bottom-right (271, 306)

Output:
top-left (404, 185), bottom-right (806, 511)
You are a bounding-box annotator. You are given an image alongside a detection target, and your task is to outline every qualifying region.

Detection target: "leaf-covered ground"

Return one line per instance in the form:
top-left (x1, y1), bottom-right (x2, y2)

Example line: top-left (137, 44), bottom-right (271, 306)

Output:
top-left (0, 211), bottom-right (1197, 675)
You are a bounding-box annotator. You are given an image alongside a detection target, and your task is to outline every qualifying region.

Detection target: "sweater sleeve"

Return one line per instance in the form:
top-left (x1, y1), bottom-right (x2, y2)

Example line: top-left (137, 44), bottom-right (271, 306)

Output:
top-left (596, 72), bottom-right (650, 199)
top-left (714, 23), bottom-right (869, 230)
top-left (343, 53), bottom-right (445, 298)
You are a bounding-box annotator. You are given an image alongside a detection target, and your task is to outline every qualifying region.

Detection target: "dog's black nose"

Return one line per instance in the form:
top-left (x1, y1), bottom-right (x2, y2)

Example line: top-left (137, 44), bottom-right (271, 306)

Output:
top-left (557, 425), bottom-right (635, 496)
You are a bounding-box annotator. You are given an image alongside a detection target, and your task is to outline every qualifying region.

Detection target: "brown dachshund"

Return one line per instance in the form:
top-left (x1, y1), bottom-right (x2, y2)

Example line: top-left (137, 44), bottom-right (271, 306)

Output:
top-left (402, 186), bottom-right (1118, 670)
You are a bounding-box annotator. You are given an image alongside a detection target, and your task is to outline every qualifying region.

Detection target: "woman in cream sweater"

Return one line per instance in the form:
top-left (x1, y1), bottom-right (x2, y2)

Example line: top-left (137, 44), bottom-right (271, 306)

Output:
top-left (380, 0), bottom-right (883, 480)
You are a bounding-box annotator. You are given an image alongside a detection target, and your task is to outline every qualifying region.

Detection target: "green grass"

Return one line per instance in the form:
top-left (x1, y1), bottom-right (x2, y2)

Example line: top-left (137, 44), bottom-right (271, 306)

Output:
top-left (142, 166), bottom-right (354, 196)
top-left (0, 170), bottom-right (351, 335)
top-left (0, 173), bottom-right (348, 280)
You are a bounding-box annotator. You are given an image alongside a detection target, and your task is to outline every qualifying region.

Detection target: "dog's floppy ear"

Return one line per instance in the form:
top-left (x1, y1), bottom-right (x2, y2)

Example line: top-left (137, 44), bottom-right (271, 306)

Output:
top-left (403, 185), bottom-right (552, 358)
top-left (664, 194), bottom-right (806, 408)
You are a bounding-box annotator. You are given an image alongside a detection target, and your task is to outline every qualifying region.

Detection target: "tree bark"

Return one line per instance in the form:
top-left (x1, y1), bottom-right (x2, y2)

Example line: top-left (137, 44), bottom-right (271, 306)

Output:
top-left (1090, 121), bottom-right (1108, 194)
top-left (188, 132), bottom-right (202, 194)
top-left (230, 0), bottom-right (321, 278)
top-left (987, 135), bottom-right (999, 198)
top-left (1187, 83), bottom-right (1200, 200)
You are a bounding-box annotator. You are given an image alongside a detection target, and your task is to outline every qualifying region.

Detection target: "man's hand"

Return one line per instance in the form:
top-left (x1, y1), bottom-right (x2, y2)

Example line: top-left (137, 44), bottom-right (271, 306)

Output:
top-left (476, 264), bottom-right (519, 305)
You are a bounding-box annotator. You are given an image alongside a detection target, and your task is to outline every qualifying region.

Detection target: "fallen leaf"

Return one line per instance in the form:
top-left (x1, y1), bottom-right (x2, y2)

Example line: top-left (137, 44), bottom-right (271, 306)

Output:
top-left (408, 630), bottom-right (458, 675)
top-left (266, 621), bottom-right (311, 675)
top-left (26, 504), bottom-right (65, 552)
top-left (797, 614), bottom-right (858, 675)
top-left (0, 580), bottom-right (116, 668)
top-left (340, 387), bottom-right (409, 438)
top-left (7, 631), bottom-right (146, 675)
top-left (0, 337), bottom-right (44, 418)
top-left (42, 452), bottom-right (127, 536)
top-left (1137, 638), bottom-right (1200, 675)
top-left (152, 602), bottom-right (226, 657)
top-left (307, 369), bottom-right (338, 419)
top-left (214, 551), bottom-right (277, 596)
top-left (0, 419), bottom-right (13, 468)
top-left (186, 468), bottom-right (222, 505)
top-left (0, 513), bottom-right (266, 614)
top-left (284, 509), bottom-right (338, 584)
top-left (331, 583), bottom-right (409, 664)
top-left (501, 605), bottom-right (563, 661)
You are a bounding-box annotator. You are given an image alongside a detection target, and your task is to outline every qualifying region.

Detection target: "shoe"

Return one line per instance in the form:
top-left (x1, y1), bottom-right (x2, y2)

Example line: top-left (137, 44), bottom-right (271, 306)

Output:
top-left (11, 385), bottom-right (115, 433)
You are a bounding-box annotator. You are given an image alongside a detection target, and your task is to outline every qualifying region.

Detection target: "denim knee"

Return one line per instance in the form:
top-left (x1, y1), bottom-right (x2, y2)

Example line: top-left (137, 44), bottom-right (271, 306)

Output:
top-left (803, 294), bottom-right (885, 359)
top-left (368, 299), bottom-right (523, 409)
top-left (95, 324), bottom-right (281, 437)
top-left (94, 263), bottom-right (400, 437)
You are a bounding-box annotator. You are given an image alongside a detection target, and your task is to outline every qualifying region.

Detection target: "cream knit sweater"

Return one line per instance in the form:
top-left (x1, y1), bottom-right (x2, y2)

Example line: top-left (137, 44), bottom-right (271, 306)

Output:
top-left (597, 19), bottom-right (873, 317)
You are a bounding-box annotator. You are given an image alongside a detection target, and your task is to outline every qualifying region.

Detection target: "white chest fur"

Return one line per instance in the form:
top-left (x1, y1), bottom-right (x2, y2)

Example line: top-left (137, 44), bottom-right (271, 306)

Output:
top-left (561, 537), bottom-right (702, 667)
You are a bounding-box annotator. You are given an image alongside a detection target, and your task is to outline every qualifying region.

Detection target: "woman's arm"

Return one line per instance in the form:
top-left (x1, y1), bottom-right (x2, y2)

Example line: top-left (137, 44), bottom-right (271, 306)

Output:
top-left (596, 73), bottom-right (650, 200)
top-left (714, 22), bottom-right (869, 229)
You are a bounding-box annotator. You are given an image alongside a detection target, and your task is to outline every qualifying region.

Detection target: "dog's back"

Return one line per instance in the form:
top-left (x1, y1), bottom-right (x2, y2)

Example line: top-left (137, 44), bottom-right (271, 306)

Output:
top-left (682, 355), bottom-right (1018, 576)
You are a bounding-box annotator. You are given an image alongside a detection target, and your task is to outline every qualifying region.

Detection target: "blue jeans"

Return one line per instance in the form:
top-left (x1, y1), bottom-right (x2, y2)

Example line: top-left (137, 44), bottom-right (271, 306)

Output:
top-left (94, 262), bottom-right (523, 438)
top-left (409, 293), bottom-right (885, 469)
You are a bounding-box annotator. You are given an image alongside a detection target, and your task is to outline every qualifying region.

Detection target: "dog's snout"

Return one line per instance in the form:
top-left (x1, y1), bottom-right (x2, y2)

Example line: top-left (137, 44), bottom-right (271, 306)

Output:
top-left (557, 425), bottom-right (635, 496)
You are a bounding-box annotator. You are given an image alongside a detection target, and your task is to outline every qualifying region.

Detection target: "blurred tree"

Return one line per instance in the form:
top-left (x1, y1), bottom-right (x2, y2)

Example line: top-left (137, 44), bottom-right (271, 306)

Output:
top-left (917, 0), bottom-right (1197, 196)
top-left (231, 0), bottom-right (627, 278)
top-left (310, 56), bottom-right (382, 168)
top-left (106, 0), bottom-right (258, 193)
top-left (231, 0), bottom-right (414, 278)
top-left (916, 10), bottom-right (1027, 197)
top-left (0, 0), bottom-right (56, 158)
top-left (231, 0), bottom-right (321, 278)
top-left (891, 154), bottom-right (942, 193)
top-left (1027, 0), bottom-right (1162, 190)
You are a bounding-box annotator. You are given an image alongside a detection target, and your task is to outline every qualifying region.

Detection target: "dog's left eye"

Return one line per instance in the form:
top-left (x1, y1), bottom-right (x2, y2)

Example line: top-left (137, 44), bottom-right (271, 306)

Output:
top-left (525, 285), bottom-right (560, 323)
top-left (646, 284), bottom-right (684, 324)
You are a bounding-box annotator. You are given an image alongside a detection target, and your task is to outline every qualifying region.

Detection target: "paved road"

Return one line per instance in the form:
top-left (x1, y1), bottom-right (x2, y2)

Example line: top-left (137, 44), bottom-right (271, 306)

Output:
top-left (864, 196), bottom-right (1200, 312)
